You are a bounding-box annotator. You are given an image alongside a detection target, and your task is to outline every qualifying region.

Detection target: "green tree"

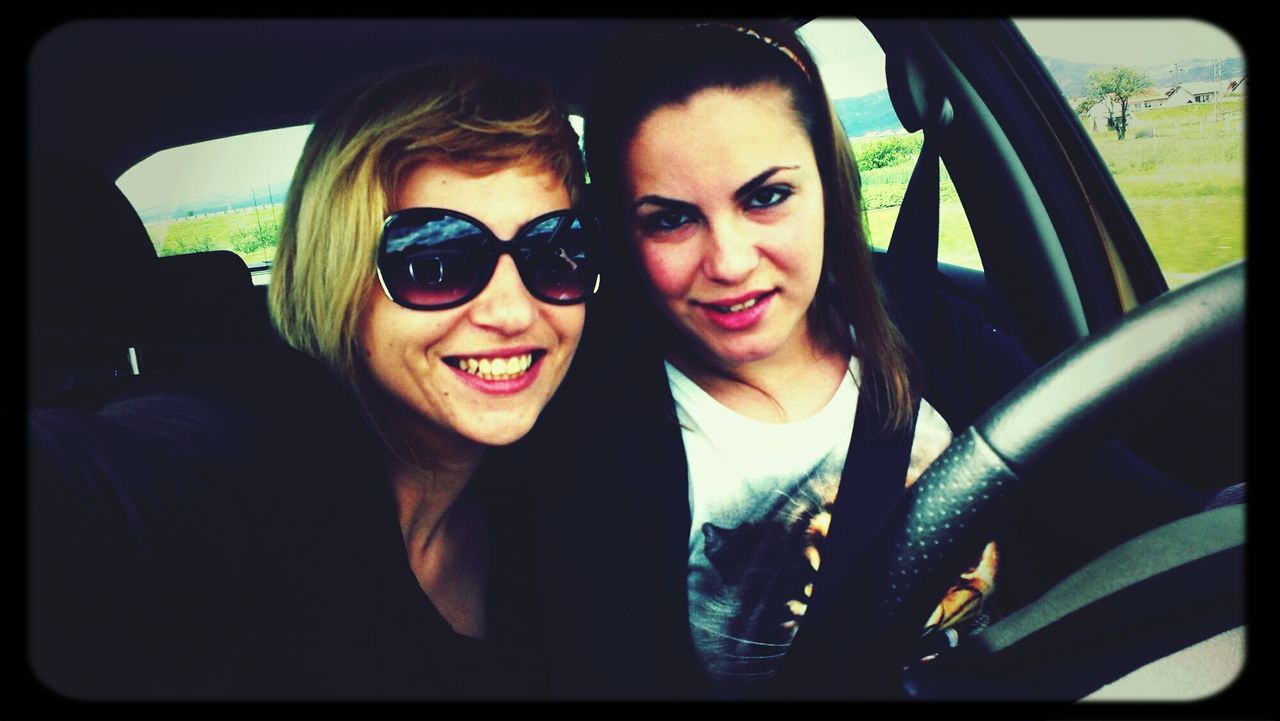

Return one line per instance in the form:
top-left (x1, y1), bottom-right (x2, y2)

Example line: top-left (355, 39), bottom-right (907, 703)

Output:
top-left (858, 135), bottom-right (924, 170)
top-left (1085, 66), bottom-right (1152, 140)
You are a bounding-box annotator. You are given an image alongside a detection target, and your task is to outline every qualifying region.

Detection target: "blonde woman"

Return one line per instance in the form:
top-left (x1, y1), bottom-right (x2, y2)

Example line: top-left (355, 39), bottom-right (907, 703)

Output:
top-left (30, 58), bottom-right (598, 699)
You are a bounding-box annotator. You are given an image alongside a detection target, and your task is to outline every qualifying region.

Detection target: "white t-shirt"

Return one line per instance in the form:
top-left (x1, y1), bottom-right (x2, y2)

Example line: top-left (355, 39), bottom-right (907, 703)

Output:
top-left (668, 357), bottom-right (955, 692)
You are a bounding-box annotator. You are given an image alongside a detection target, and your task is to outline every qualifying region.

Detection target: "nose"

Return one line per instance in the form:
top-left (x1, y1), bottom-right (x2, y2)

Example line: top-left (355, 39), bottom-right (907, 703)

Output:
top-left (466, 255), bottom-right (537, 336)
top-left (701, 219), bottom-right (760, 285)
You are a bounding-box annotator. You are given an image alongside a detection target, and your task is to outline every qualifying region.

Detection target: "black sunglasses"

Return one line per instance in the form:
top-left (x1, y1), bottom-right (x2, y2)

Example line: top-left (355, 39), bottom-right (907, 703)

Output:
top-left (376, 207), bottom-right (601, 310)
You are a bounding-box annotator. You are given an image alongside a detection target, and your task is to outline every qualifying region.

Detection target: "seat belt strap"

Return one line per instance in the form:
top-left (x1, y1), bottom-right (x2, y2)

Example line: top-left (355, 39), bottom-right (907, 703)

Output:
top-left (881, 99), bottom-right (952, 350)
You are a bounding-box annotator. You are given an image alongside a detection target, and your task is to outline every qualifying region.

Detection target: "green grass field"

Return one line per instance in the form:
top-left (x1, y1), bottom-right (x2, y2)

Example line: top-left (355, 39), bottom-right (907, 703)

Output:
top-left (1088, 116), bottom-right (1244, 282)
top-left (854, 99), bottom-right (1245, 284)
top-left (144, 206), bottom-right (282, 266)
top-left (1133, 97), bottom-right (1244, 140)
top-left (865, 201), bottom-right (982, 270)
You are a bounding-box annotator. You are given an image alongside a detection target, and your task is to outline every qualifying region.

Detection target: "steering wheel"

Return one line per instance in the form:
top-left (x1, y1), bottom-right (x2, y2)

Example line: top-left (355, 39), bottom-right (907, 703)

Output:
top-left (850, 261), bottom-right (1245, 698)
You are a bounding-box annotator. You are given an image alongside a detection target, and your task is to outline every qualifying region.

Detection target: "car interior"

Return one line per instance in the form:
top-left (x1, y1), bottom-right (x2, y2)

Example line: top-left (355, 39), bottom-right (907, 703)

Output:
top-left (27, 18), bottom-right (1247, 704)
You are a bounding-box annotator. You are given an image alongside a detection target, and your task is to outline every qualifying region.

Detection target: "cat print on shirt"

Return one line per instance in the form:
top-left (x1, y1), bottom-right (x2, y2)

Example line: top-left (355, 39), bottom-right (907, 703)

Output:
top-left (689, 403), bottom-right (999, 686)
top-left (689, 456), bottom-right (841, 686)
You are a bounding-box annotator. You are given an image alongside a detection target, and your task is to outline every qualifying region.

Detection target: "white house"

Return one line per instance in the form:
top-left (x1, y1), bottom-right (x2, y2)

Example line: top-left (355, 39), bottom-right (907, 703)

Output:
top-left (1165, 80), bottom-right (1232, 105)
top-left (1130, 87), bottom-right (1171, 110)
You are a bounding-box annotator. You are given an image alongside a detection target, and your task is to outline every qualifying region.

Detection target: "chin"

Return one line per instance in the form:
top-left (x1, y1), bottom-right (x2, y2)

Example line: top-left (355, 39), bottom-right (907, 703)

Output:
top-left (706, 337), bottom-right (785, 367)
top-left (458, 414), bottom-right (539, 448)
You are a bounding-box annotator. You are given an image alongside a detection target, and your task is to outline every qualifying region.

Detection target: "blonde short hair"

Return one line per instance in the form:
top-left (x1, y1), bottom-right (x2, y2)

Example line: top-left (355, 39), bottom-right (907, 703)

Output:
top-left (269, 58), bottom-right (585, 412)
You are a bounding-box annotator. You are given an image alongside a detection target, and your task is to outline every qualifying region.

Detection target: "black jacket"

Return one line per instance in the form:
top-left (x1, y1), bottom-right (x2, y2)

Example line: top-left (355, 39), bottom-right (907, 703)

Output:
top-left (27, 342), bottom-right (541, 700)
top-left (525, 287), bottom-right (1202, 700)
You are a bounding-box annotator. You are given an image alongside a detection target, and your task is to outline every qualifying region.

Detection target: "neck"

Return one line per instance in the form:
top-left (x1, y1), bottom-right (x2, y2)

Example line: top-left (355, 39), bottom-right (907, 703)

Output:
top-left (672, 323), bottom-right (849, 423)
top-left (387, 430), bottom-right (491, 639)
top-left (389, 433), bottom-right (485, 555)
top-left (368, 390), bottom-right (486, 546)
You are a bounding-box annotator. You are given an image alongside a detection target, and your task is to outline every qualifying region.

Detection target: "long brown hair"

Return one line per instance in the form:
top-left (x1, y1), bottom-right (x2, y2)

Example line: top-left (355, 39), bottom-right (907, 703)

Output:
top-left (584, 21), bottom-right (917, 429)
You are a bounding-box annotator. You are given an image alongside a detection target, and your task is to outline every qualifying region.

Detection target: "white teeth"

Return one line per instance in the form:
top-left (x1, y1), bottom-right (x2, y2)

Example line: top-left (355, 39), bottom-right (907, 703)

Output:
top-left (711, 295), bottom-right (764, 313)
top-left (453, 353), bottom-right (535, 381)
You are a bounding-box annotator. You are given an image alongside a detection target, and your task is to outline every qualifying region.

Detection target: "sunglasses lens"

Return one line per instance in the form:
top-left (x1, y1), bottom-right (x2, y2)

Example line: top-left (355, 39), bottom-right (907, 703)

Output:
top-left (381, 213), bottom-right (492, 308)
top-left (518, 213), bottom-right (598, 302)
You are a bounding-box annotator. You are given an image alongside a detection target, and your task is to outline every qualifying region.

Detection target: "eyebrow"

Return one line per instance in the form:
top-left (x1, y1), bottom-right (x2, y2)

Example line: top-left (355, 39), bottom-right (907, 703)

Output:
top-left (631, 165), bottom-right (800, 213)
top-left (733, 166), bottom-right (798, 203)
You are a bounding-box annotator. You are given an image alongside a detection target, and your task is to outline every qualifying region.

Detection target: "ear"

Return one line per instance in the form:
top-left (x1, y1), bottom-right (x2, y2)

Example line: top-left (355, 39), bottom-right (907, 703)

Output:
top-left (703, 522), bottom-right (728, 558)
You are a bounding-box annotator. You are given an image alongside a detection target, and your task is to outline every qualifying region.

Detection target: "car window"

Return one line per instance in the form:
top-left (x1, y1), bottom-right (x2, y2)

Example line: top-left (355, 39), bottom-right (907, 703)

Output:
top-left (799, 18), bottom-right (981, 270)
top-left (116, 125), bottom-right (311, 283)
top-left (1013, 18), bottom-right (1246, 288)
top-left (117, 116), bottom-right (591, 285)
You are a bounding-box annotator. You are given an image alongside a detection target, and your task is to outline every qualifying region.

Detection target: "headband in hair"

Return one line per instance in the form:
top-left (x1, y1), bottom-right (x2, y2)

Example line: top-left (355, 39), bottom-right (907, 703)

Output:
top-left (693, 22), bottom-right (813, 82)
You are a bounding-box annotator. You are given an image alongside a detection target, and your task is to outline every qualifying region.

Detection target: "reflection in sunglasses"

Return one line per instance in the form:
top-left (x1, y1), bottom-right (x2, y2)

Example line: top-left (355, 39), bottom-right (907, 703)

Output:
top-left (385, 215), bottom-right (477, 255)
top-left (557, 247), bottom-right (579, 271)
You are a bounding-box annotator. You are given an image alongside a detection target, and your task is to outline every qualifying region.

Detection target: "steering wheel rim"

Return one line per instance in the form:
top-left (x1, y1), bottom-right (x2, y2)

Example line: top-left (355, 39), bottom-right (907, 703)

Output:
top-left (853, 261), bottom-right (1245, 692)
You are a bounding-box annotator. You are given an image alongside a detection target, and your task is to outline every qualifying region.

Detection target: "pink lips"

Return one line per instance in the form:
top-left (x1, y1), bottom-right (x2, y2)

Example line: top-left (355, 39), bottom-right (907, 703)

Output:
top-left (697, 290), bottom-right (775, 331)
top-left (445, 349), bottom-right (544, 395)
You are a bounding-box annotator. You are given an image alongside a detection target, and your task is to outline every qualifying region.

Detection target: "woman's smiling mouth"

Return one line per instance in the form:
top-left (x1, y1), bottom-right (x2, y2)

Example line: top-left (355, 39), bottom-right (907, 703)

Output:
top-left (444, 349), bottom-right (547, 392)
top-left (695, 290), bottom-right (777, 331)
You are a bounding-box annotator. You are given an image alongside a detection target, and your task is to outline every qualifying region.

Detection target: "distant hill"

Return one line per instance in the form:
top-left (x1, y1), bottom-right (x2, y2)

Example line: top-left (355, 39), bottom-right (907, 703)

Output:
top-left (1038, 55), bottom-right (1245, 97)
top-left (834, 90), bottom-right (906, 138)
top-left (827, 53), bottom-right (1245, 139)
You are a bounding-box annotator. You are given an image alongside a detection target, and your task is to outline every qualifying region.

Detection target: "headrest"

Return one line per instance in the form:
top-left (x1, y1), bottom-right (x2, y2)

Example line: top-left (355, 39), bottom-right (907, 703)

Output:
top-left (29, 154), bottom-right (159, 345)
top-left (29, 154), bottom-right (160, 401)
top-left (153, 250), bottom-right (271, 341)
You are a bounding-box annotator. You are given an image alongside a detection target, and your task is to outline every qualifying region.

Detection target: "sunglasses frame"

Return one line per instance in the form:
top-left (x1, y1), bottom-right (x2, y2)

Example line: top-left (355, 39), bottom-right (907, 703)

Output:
top-left (375, 207), bottom-right (602, 311)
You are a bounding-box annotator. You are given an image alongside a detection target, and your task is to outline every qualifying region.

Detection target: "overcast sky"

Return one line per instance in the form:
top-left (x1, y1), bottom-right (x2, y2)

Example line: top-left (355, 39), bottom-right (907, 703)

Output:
top-left (799, 18), bottom-right (890, 99)
top-left (1014, 18), bottom-right (1244, 67)
top-left (116, 124), bottom-right (312, 214)
top-left (801, 17), bottom-right (1245, 99)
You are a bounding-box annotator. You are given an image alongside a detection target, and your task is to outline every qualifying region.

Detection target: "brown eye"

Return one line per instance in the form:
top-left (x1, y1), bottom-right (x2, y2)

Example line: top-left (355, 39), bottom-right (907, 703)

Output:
top-left (641, 209), bottom-right (694, 234)
top-left (746, 186), bottom-right (792, 210)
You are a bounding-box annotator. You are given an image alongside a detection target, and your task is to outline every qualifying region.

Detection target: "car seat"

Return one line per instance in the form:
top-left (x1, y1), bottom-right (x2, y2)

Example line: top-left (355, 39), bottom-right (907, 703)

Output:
top-left (29, 154), bottom-right (277, 407)
top-left (29, 153), bottom-right (161, 406)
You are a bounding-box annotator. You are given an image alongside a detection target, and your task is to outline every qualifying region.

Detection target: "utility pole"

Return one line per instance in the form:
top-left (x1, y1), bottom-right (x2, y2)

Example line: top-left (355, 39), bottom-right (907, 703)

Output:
top-left (1214, 58), bottom-right (1222, 121)
top-left (266, 184), bottom-right (278, 265)
top-left (252, 187), bottom-right (265, 263)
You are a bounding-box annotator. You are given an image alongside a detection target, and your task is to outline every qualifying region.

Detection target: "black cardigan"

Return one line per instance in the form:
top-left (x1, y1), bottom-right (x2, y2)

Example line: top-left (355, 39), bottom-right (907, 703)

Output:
top-left (523, 287), bottom-right (1203, 700)
top-left (27, 342), bottom-right (542, 700)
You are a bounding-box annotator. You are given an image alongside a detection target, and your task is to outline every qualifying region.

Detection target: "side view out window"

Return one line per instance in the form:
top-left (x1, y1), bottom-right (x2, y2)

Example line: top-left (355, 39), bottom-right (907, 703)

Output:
top-left (118, 116), bottom-right (590, 284)
top-left (799, 18), bottom-right (981, 271)
top-left (1015, 18), bottom-right (1246, 288)
top-left (116, 124), bottom-right (313, 281)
